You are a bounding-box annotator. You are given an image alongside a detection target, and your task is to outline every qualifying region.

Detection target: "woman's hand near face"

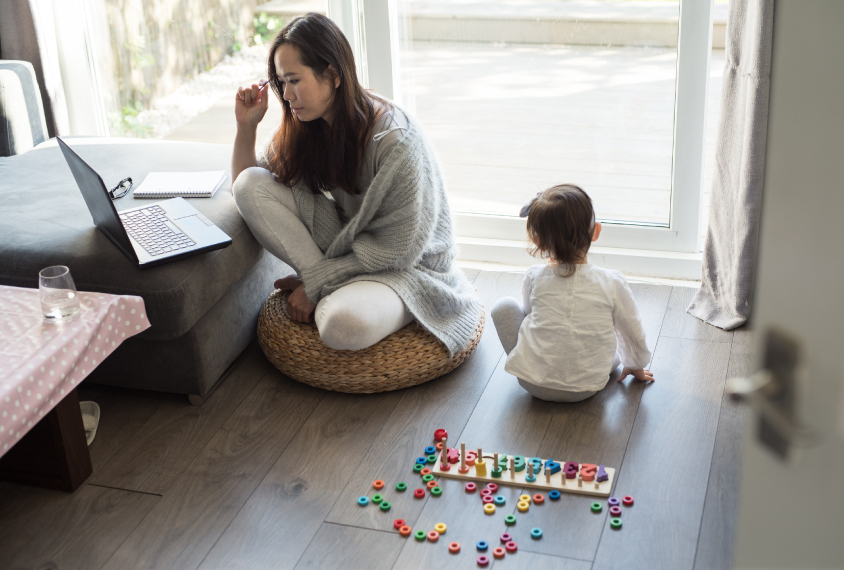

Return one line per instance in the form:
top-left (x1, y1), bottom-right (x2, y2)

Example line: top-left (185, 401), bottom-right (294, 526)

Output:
top-left (235, 81), bottom-right (270, 128)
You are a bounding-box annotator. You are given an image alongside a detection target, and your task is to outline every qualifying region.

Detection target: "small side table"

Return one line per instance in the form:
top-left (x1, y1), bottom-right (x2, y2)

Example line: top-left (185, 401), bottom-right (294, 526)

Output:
top-left (0, 285), bottom-right (151, 491)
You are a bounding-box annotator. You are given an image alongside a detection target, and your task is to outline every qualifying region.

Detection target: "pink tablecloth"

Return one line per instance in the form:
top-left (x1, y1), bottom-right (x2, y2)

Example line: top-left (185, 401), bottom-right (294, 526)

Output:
top-left (0, 285), bottom-right (151, 456)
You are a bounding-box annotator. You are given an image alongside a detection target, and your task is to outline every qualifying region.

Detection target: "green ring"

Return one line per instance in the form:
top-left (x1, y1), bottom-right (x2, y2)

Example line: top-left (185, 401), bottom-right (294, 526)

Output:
top-left (610, 517), bottom-right (622, 529)
top-left (426, 454), bottom-right (438, 464)
top-left (591, 502), bottom-right (602, 513)
top-left (415, 530), bottom-right (427, 541)
top-left (413, 464), bottom-right (424, 473)
top-left (396, 482), bottom-right (407, 491)
top-left (372, 494), bottom-right (383, 504)
top-left (380, 501), bottom-right (391, 511)
top-left (491, 468), bottom-right (502, 478)
top-left (422, 474), bottom-right (434, 482)
top-left (504, 514), bottom-right (516, 525)
top-left (431, 486), bottom-right (442, 496)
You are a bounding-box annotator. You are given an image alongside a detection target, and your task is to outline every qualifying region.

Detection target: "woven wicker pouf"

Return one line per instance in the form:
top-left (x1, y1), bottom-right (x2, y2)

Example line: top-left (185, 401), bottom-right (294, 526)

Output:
top-left (257, 290), bottom-right (485, 393)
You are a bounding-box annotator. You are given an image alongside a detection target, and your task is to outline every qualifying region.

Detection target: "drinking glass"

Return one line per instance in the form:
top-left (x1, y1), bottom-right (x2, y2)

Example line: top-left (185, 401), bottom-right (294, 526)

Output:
top-left (39, 265), bottom-right (80, 323)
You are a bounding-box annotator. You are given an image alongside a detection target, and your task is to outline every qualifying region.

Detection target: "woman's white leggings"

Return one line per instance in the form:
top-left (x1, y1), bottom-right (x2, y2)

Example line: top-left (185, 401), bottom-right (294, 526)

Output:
top-left (233, 167), bottom-right (414, 350)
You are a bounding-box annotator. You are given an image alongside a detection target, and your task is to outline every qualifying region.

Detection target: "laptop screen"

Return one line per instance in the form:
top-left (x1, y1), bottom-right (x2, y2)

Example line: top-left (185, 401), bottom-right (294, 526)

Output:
top-left (57, 138), bottom-right (137, 262)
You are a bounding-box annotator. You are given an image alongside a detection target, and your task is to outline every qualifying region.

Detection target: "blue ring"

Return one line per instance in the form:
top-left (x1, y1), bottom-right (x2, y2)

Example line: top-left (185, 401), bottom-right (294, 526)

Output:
top-left (525, 475), bottom-right (536, 483)
top-left (424, 445), bottom-right (436, 454)
top-left (494, 495), bottom-right (506, 506)
top-left (416, 457), bottom-right (427, 465)
top-left (531, 528), bottom-right (543, 539)
top-left (549, 490), bottom-right (561, 500)
top-left (357, 496), bottom-right (369, 506)
top-left (476, 540), bottom-right (488, 551)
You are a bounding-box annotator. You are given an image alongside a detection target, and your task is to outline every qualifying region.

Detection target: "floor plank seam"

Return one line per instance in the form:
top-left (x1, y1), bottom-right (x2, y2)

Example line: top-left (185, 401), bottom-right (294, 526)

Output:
top-left (517, 546), bottom-right (593, 563)
top-left (192, 389), bottom-right (329, 570)
top-left (322, 521), bottom-right (399, 536)
top-left (690, 333), bottom-right (737, 570)
top-left (86, 483), bottom-right (164, 497)
top-left (95, 490), bottom-right (166, 570)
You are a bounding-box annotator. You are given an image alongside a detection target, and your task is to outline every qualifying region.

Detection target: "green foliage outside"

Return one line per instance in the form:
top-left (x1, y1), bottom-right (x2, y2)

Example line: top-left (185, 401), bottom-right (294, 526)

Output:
top-left (253, 12), bottom-right (282, 46)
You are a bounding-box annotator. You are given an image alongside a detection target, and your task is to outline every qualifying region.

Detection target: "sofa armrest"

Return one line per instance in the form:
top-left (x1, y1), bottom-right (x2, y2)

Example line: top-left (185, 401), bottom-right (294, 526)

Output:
top-left (0, 60), bottom-right (49, 157)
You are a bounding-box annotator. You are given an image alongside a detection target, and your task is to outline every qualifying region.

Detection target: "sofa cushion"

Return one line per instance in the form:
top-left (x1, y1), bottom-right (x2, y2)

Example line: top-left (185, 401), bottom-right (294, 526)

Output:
top-left (0, 137), bottom-right (270, 340)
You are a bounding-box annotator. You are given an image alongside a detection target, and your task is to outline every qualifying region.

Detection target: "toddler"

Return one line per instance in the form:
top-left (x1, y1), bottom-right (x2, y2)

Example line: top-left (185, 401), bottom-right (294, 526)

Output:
top-left (491, 184), bottom-right (654, 402)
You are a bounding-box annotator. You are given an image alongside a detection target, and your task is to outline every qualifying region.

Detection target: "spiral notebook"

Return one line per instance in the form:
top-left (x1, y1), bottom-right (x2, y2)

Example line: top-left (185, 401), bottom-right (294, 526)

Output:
top-left (133, 171), bottom-right (226, 199)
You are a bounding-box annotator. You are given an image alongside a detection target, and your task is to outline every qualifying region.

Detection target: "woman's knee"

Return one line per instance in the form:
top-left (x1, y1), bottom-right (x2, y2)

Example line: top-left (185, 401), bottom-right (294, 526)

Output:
top-left (318, 304), bottom-right (376, 351)
top-left (233, 167), bottom-right (271, 212)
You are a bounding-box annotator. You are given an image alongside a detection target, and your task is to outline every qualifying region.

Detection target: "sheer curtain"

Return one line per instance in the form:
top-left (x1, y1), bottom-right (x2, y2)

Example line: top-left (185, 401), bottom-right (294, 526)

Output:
top-left (0, 0), bottom-right (69, 137)
top-left (688, 0), bottom-right (775, 329)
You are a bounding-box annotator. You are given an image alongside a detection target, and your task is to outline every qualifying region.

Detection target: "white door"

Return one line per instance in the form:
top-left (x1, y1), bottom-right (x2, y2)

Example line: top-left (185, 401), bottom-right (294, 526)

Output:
top-left (732, 1), bottom-right (844, 567)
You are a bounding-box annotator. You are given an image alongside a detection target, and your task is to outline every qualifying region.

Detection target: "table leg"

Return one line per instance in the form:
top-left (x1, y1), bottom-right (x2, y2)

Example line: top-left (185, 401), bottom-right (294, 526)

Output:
top-left (0, 388), bottom-right (93, 492)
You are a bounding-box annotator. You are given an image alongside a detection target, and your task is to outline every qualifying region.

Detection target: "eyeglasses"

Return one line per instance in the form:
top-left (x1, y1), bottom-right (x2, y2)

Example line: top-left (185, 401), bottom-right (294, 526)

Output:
top-left (108, 177), bottom-right (133, 200)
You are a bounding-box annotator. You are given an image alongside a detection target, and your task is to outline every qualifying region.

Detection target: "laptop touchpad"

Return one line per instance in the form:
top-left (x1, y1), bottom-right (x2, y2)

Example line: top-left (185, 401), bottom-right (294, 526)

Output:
top-left (172, 215), bottom-right (205, 235)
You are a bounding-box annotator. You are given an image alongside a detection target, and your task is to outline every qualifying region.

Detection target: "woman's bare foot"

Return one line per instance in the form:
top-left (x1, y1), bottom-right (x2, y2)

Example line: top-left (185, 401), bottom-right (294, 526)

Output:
top-left (274, 274), bottom-right (303, 291)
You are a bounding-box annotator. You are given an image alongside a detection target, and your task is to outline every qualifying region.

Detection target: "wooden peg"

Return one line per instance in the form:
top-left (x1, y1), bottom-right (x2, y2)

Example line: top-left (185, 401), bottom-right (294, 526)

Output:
top-left (460, 442), bottom-right (466, 470)
top-left (546, 467), bottom-right (550, 484)
top-left (441, 438), bottom-right (448, 468)
top-left (577, 476), bottom-right (583, 488)
top-left (494, 452), bottom-right (499, 467)
top-left (595, 482), bottom-right (600, 490)
top-left (529, 463), bottom-right (534, 478)
top-left (510, 457), bottom-right (515, 479)
top-left (478, 447), bottom-right (483, 460)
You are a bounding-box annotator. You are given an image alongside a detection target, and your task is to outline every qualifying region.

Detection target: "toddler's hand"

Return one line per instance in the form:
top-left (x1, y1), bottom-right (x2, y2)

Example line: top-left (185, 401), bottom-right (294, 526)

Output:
top-left (619, 367), bottom-right (654, 383)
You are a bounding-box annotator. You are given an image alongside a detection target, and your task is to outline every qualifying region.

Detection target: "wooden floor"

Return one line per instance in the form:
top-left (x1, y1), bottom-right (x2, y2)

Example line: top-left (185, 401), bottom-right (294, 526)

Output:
top-left (0, 270), bottom-right (749, 570)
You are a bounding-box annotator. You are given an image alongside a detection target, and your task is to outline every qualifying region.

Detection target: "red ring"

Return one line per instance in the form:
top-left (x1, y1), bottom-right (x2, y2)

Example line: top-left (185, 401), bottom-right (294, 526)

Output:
top-left (427, 480), bottom-right (438, 489)
top-left (505, 541), bottom-right (518, 553)
top-left (393, 518), bottom-right (406, 529)
top-left (373, 479), bottom-right (385, 490)
top-left (482, 495), bottom-right (494, 504)
top-left (399, 525), bottom-right (412, 536)
top-left (492, 547), bottom-right (505, 559)
top-left (623, 495), bottom-right (634, 506)
top-left (427, 530), bottom-right (440, 542)
top-left (485, 483), bottom-right (498, 492)
top-left (448, 542), bottom-right (461, 553)
top-left (414, 488), bottom-right (426, 498)
top-left (477, 555), bottom-right (490, 566)
top-left (465, 482), bottom-right (477, 492)
top-left (533, 493), bottom-right (545, 504)
top-left (609, 506), bottom-right (622, 517)
top-left (480, 489), bottom-right (493, 497)
top-left (500, 532), bottom-right (512, 543)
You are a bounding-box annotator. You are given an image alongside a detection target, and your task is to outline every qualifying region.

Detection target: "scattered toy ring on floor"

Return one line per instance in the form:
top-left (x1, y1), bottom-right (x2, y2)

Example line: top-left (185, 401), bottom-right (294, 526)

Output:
top-left (609, 506), bottom-right (622, 517)
top-left (493, 547), bottom-right (506, 559)
top-left (420, 468), bottom-right (432, 476)
top-left (372, 494), bottom-right (383, 504)
top-left (477, 555), bottom-right (490, 566)
top-left (591, 502), bottom-right (602, 513)
top-left (449, 542), bottom-right (461, 554)
top-left (415, 530), bottom-right (427, 541)
top-left (608, 496), bottom-right (620, 507)
top-left (477, 540), bottom-right (488, 551)
top-left (399, 525), bottom-right (412, 537)
top-left (623, 495), bottom-right (634, 506)
top-left (396, 482), bottom-right (407, 491)
top-left (373, 479), bottom-right (385, 490)
top-left (465, 482), bottom-right (477, 493)
top-left (505, 541), bottom-right (518, 553)
top-left (426, 454), bottom-right (437, 464)
top-left (500, 533), bottom-right (512, 543)
top-left (357, 496), bottom-right (369, 506)
top-left (431, 486), bottom-right (442, 496)
top-left (517, 501), bottom-right (530, 512)
top-left (533, 493), bottom-right (545, 504)
top-left (422, 474), bottom-right (435, 483)
top-left (504, 514), bottom-right (516, 526)
top-left (480, 489), bottom-right (493, 497)
top-left (427, 530), bottom-right (440, 542)
top-left (427, 480), bottom-right (438, 490)
top-left (485, 483), bottom-right (498, 492)
top-left (425, 445), bottom-right (437, 454)
top-left (531, 528), bottom-right (543, 539)
top-left (416, 457), bottom-right (427, 465)
top-left (413, 464), bottom-right (424, 473)
top-left (519, 494), bottom-right (531, 503)
top-left (435, 523), bottom-right (447, 534)
top-left (610, 517), bottom-right (622, 529)
top-left (484, 503), bottom-right (496, 515)
top-left (482, 495), bottom-right (494, 504)
top-left (436, 441), bottom-right (443, 451)
top-left (549, 490), bottom-right (561, 500)
top-left (414, 488), bottom-right (425, 498)
top-left (394, 518), bottom-right (406, 529)
top-left (494, 495), bottom-right (506, 506)
top-left (380, 501), bottom-right (391, 511)
top-left (434, 428), bottom-right (448, 442)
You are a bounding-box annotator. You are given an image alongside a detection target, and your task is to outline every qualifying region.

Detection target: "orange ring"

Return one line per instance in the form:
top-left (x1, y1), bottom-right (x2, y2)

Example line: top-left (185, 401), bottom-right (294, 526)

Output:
top-left (399, 525), bottom-right (412, 537)
top-left (427, 530), bottom-right (440, 542)
top-left (493, 546), bottom-right (505, 558)
top-left (420, 468), bottom-right (432, 476)
top-left (448, 542), bottom-right (460, 553)
top-left (373, 479), bottom-right (385, 490)
top-left (436, 441), bottom-right (444, 451)
top-left (427, 480), bottom-right (438, 489)
top-left (533, 493), bottom-right (545, 504)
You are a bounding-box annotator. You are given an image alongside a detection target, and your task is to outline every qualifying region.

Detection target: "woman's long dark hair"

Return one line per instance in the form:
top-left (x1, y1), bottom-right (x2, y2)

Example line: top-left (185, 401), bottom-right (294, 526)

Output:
top-left (266, 13), bottom-right (385, 195)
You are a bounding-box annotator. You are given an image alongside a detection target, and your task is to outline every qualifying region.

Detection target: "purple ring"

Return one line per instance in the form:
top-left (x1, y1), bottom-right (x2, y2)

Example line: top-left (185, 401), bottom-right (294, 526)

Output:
top-left (500, 532), bottom-right (512, 543)
top-left (608, 497), bottom-right (620, 506)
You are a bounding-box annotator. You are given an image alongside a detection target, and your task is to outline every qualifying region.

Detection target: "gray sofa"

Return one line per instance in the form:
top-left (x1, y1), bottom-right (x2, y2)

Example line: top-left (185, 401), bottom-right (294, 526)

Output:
top-left (0, 61), bottom-right (289, 401)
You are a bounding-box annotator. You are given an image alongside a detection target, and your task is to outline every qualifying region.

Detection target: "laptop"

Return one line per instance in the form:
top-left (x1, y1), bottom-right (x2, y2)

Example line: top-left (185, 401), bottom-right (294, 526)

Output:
top-left (57, 137), bottom-right (232, 268)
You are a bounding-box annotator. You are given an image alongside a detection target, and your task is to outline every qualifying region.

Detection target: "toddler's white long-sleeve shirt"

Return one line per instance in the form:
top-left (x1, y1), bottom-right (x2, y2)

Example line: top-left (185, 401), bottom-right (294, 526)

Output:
top-left (504, 263), bottom-right (651, 392)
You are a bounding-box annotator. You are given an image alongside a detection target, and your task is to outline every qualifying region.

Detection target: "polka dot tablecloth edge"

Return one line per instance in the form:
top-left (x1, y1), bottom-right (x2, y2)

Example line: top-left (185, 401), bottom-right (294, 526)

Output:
top-left (0, 285), bottom-right (151, 457)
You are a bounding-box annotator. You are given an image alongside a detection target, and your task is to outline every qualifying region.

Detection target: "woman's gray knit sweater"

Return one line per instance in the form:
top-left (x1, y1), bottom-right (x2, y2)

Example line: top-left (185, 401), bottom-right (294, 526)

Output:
top-left (293, 113), bottom-right (482, 356)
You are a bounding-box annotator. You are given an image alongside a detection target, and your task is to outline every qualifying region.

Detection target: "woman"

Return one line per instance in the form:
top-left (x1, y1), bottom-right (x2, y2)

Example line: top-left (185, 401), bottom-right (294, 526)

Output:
top-left (231, 13), bottom-right (480, 356)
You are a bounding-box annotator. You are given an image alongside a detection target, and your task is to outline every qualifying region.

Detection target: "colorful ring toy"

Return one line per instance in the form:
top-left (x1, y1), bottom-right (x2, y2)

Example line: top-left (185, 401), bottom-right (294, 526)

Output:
top-left (427, 530), bottom-right (440, 542)
top-left (373, 479), bottom-right (385, 490)
top-left (484, 503), bottom-right (496, 514)
top-left (519, 494), bottom-right (531, 503)
top-left (420, 468), bottom-right (432, 476)
top-left (494, 495), bottom-right (506, 506)
top-left (609, 506), bottom-right (622, 517)
top-left (357, 496), bottom-right (369, 506)
top-left (610, 517), bottom-right (622, 529)
top-left (422, 474), bottom-right (434, 483)
top-left (465, 482), bottom-right (477, 493)
top-left (434, 523), bottom-right (447, 534)
top-left (504, 514), bottom-right (516, 526)
top-left (431, 486), bottom-right (443, 496)
top-left (485, 483), bottom-right (498, 492)
top-left (591, 502), bottom-right (602, 513)
top-left (476, 540), bottom-right (488, 551)
top-left (477, 555), bottom-right (490, 566)
top-left (427, 480), bottom-right (438, 490)
top-left (533, 493), bottom-right (545, 504)
top-left (623, 495), bottom-right (634, 507)
top-left (517, 501), bottom-right (529, 512)
top-left (549, 490), bottom-right (561, 500)
top-left (372, 494), bottom-right (383, 504)
top-left (492, 547), bottom-right (505, 559)
top-left (396, 482), bottom-right (407, 491)
top-left (530, 528), bottom-right (543, 539)
top-left (500, 533), bottom-right (512, 543)
top-left (399, 525), bottom-right (412, 537)
top-left (608, 497), bottom-right (620, 507)
top-left (394, 518), bottom-right (406, 529)
top-left (380, 501), bottom-right (391, 511)
top-left (425, 445), bottom-right (437, 454)
top-left (414, 488), bottom-right (425, 498)
top-left (505, 541), bottom-right (518, 553)
top-left (448, 542), bottom-right (460, 553)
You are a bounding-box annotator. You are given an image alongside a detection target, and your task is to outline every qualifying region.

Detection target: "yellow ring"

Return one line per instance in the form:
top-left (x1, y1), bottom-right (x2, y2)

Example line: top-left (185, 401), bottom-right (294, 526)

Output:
top-left (519, 494), bottom-right (531, 503)
top-left (517, 501), bottom-right (530, 512)
top-left (434, 523), bottom-right (447, 534)
top-left (484, 503), bottom-right (496, 515)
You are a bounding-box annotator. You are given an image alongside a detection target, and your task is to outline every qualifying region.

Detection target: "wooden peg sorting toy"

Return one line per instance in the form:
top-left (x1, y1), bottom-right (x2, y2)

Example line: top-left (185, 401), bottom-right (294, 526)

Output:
top-left (441, 438), bottom-right (449, 469)
top-left (510, 457), bottom-right (515, 479)
top-left (494, 452), bottom-right (499, 467)
top-left (577, 476), bottom-right (583, 488)
top-left (459, 442), bottom-right (470, 473)
top-left (529, 463), bottom-right (534, 478)
top-left (546, 467), bottom-right (550, 484)
top-left (595, 482), bottom-right (600, 490)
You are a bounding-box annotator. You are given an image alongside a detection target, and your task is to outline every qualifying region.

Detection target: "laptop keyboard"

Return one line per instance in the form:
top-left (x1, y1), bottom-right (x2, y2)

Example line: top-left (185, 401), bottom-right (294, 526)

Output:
top-left (119, 205), bottom-right (196, 257)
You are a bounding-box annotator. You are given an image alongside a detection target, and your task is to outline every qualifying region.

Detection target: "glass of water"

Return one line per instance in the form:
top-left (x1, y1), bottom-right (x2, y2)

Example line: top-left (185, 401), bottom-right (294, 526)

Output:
top-left (39, 265), bottom-right (80, 323)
